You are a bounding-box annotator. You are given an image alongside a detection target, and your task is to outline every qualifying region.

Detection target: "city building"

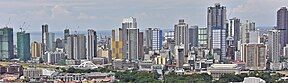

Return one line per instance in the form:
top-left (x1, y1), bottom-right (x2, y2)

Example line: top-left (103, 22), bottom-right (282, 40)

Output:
top-left (175, 45), bottom-right (185, 70)
top-left (0, 27), bottom-right (14, 60)
top-left (31, 41), bottom-right (41, 58)
top-left (207, 64), bottom-right (240, 78)
top-left (276, 7), bottom-right (288, 50)
top-left (43, 48), bottom-right (66, 64)
top-left (6, 63), bottom-right (24, 75)
top-left (241, 43), bottom-right (267, 70)
top-left (189, 26), bottom-right (198, 48)
top-left (198, 27), bottom-right (208, 48)
top-left (122, 17), bottom-right (137, 61)
top-left (87, 29), bottom-right (97, 61)
top-left (243, 77), bottom-right (266, 83)
top-left (284, 44), bottom-right (288, 57)
top-left (174, 19), bottom-right (189, 63)
top-left (207, 3), bottom-right (227, 62)
top-left (64, 29), bottom-right (70, 43)
top-left (17, 31), bottom-right (31, 61)
top-left (66, 34), bottom-right (86, 60)
top-left (145, 28), bottom-right (163, 51)
top-left (111, 28), bottom-right (124, 59)
top-left (127, 28), bottom-right (139, 61)
top-left (47, 32), bottom-right (55, 52)
top-left (240, 20), bottom-right (256, 44)
top-left (23, 68), bottom-right (43, 78)
top-left (227, 18), bottom-right (241, 48)
top-left (138, 32), bottom-right (144, 61)
top-left (42, 24), bottom-right (49, 55)
top-left (268, 30), bottom-right (281, 63)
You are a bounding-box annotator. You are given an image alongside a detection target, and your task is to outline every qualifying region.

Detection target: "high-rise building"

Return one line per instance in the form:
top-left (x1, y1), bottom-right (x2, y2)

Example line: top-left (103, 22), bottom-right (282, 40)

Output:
top-left (276, 7), bottom-right (288, 49)
top-left (122, 17), bottom-right (137, 61)
top-left (42, 24), bottom-right (49, 54)
top-left (87, 29), bottom-right (97, 61)
top-left (175, 45), bottom-right (185, 69)
top-left (65, 34), bottom-right (86, 60)
top-left (64, 29), bottom-right (70, 43)
top-left (189, 26), bottom-right (198, 48)
top-left (198, 27), bottom-right (208, 48)
top-left (228, 18), bottom-right (241, 50)
top-left (0, 27), bottom-right (14, 60)
top-left (111, 28), bottom-right (124, 59)
top-left (17, 31), bottom-right (31, 61)
top-left (127, 28), bottom-right (139, 61)
top-left (240, 20), bottom-right (256, 44)
top-left (145, 28), bottom-right (163, 51)
top-left (47, 32), bottom-right (55, 52)
top-left (174, 19), bottom-right (189, 62)
top-left (207, 3), bottom-right (227, 62)
top-left (207, 3), bottom-right (226, 48)
top-left (241, 43), bottom-right (267, 70)
top-left (248, 30), bottom-right (260, 43)
top-left (31, 41), bottom-right (41, 58)
top-left (268, 30), bottom-right (281, 63)
top-left (55, 38), bottom-right (64, 48)
top-left (138, 32), bottom-right (144, 61)
top-left (283, 44), bottom-right (288, 57)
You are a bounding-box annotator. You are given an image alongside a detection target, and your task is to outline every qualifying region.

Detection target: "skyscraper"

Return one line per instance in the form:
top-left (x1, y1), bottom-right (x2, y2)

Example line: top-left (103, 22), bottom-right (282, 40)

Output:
top-left (41, 24), bottom-right (48, 54)
top-left (175, 45), bottom-right (184, 70)
top-left (138, 32), bottom-right (144, 61)
top-left (268, 30), bottom-right (281, 63)
top-left (240, 20), bottom-right (256, 44)
top-left (87, 29), bottom-right (97, 61)
top-left (17, 31), bottom-right (31, 61)
top-left (47, 32), bottom-right (55, 52)
top-left (127, 28), bottom-right (139, 61)
top-left (64, 29), bottom-right (70, 43)
top-left (207, 3), bottom-right (226, 47)
top-left (0, 27), bottom-right (14, 60)
top-left (276, 7), bottom-right (288, 49)
top-left (207, 3), bottom-right (227, 62)
top-left (65, 34), bottom-right (86, 60)
top-left (198, 27), bottom-right (208, 48)
top-left (122, 17), bottom-right (137, 61)
top-left (189, 26), bottom-right (198, 48)
top-left (145, 28), bottom-right (163, 51)
top-left (31, 41), bottom-right (41, 58)
top-left (174, 19), bottom-right (189, 62)
top-left (111, 28), bottom-right (124, 59)
top-left (228, 18), bottom-right (241, 49)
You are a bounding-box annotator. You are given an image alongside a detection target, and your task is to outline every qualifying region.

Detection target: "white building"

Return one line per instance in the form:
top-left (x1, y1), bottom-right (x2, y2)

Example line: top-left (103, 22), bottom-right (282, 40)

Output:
top-left (243, 77), bottom-right (265, 83)
top-left (87, 29), bottom-right (97, 61)
top-left (207, 64), bottom-right (240, 78)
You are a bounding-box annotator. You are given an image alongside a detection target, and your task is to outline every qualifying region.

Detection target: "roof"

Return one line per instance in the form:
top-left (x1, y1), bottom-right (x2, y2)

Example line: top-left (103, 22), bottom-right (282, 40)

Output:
top-left (210, 64), bottom-right (238, 68)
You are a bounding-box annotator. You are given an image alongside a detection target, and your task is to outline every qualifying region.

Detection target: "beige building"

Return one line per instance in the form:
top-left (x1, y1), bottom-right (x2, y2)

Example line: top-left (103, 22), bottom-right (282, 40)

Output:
top-left (241, 43), bottom-right (267, 70)
top-left (207, 64), bottom-right (240, 78)
top-left (111, 28), bottom-right (124, 60)
top-left (31, 41), bottom-right (41, 58)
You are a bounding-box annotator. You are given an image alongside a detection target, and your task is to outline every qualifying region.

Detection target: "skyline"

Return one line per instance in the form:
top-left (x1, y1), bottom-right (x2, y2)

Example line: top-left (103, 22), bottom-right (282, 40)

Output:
top-left (0, 0), bottom-right (287, 32)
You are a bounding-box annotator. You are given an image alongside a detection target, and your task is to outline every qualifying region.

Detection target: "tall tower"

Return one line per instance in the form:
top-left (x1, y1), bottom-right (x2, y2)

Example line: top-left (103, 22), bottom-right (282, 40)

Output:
top-left (189, 26), bottom-right (198, 48)
top-left (240, 20), bottom-right (256, 44)
top-left (0, 27), bottom-right (14, 60)
top-left (122, 17), bottom-right (137, 61)
top-left (31, 41), bottom-right (41, 58)
top-left (17, 31), bottom-right (31, 61)
top-left (276, 7), bottom-right (288, 51)
top-left (65, 34), bottom-right (86, 60)
top-left (145, 28), bottom-right (163, 51)
top-left (207, 3), bottom-right (227, 62)
top-left (87, 29), bottom-right (97, 61)
top-left (42, 24), bottom-right (49, 55)
top-left (174, 19), bottom-right (189, 62)
top-left (268, 30), bottom-right (281, 63)
top-left (127, 28), bottom-right (139, 61)
top-left (111, 28), bottom-right (124, 59)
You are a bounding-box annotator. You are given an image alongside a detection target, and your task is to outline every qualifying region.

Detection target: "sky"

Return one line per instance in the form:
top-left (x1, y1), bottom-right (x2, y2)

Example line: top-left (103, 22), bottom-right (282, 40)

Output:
top-left (1, 0), bottom-right (288, 33)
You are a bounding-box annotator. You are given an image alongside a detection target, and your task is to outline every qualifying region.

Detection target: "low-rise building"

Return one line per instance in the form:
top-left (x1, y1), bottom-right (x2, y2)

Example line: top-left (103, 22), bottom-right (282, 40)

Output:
top-left (243, 77), bottom-right (265, 83)
top-left (6, 63), bottom-right (23, 75)
top-left (23, 68), bottom-right (42, 78)
top-left (207, 64), bottom-right (240, 78)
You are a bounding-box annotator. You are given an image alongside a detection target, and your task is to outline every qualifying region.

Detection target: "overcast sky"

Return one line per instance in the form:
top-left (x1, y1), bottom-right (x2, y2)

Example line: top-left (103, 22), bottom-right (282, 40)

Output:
top-left (1, 0), bottom-right (288, 32)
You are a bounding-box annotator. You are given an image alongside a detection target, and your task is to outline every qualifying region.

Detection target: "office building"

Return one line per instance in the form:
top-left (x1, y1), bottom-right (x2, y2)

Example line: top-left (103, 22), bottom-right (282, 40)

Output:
top-left (122, 17), bottom-right (137, 61)
top-left (0, 27), bottom-right (14, 60)
top-left (87, 29), bottom-right (97, 61)
top-left (207, 3), bottom-right (226, 51)
top-left (64, 29), bottom-right (70, 43)
top-left (66, 34), bottom-right (86, 60)
top-left (42, 24), bottom-right (49, 54)
top-left (23, 68), bottom-right (43, 78)
top-left (31, 41), bottom-right (41, 58)
top-left (248, 30), bottom-right (260, 43)
top-left (189, 26), bottom-right (198, 48)
top-left (198, 27), bottom-right (208, 48)
top-left (127, 28), bottom-right (139, 61)
top-left (175, 45), bottom-right (185, 70)
top-left (174, 19), bottom-right (189, 62)
top-left (228, 18), bottom-right (241, 50)
top-left (145, 28), bottom-right (163, 51)
top-left (43, 48), bottom-right (66, 64)
top-left (207, 3), bottom-right (227, 62)
top-left (138, 32), bottom-right (144, 60)
top-left (241, 43), bottom-right (267, 70)
top-left (7, 63), bottom-right (23, 75)
top-left (111, 28), bottom-right (124, 59)
top-left (284, 44), bottom-right (288, 57)
top-left (17, 31), bottom-right (31, 61)
top-left (268, 30), bottom-right (281, 63)
top-left (276, 7), bottom-right (288, 49)
top-left (240, 20), bottom-right (256, 44)
top-left (47, 32), bottom-right (55, 51)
